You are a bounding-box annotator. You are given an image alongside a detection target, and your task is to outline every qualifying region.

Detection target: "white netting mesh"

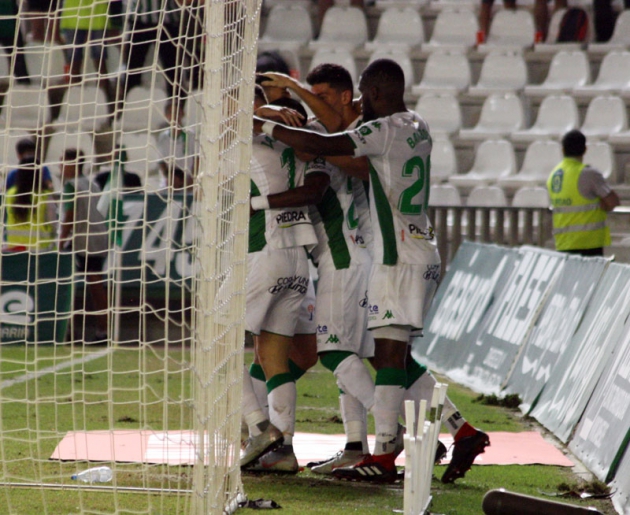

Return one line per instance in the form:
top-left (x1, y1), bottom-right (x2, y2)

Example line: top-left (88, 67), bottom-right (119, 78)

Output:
top-left (0, 0), bottom-right (261, 513)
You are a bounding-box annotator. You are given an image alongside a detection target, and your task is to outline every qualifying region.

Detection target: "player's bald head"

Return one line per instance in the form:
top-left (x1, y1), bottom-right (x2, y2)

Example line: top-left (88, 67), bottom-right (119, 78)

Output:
top-left (359, 59), bottom-right (405, 97)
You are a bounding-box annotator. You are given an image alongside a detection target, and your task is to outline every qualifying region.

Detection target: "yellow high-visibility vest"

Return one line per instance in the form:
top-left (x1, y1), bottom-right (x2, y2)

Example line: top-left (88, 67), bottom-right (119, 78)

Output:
top-left (547, 157), bottom-right (610, 251)
top-left (5, 187), bottom-right (56, 251)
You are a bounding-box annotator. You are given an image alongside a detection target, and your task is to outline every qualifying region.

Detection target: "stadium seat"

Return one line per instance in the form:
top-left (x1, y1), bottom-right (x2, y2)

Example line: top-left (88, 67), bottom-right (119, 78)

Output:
top-left (429, 183), bottom-right (462, 206)
top-left (430, 136), bottom-right (458, 183)
top-left (258, 4), bottom-right (313, 51)
top-left (421, 8), bottom-right (478, 52)
top-left (468, 50), bottom-right (528, 97)
top-left (375, 0), bottom-right (430, 10)
top-left (119, 131), bottom-right (162, 185)
top-left (588, 9), bottom-right (630, 54)
top-left (477, 9), bottom-right (535, 53)
top-left (0, 130), bottom-right (33, 175)
top-left (458, 93), bottom-right (525, 141)
top-left (411, 50), bottom-right (471, 96)
top-left (0, 85), bottom-right (50, 131)
top-left (309, 7), bottom-right (368, 50)
top-left (414, 93), bottom-right (461, 136)
top-left (534, 8), bottom-right (588, 53)
top-left (524, 50), bottom-right (591, 98)
top-left (467, 185), bottom-right (508, 206)
top-left (498, 139), bottom-right (563, 192)
top-left (365, 7), bottom-right (425, 51)
top-left (22, 43), bottom-right (65, 84)
top-left (309, 49), bottom-right (357, 87)
top-left (584, 140), bottom-right (615, 180)
top-left (367, 49), bottom-right (415, 90)
top-left (573, 51), bottom-right (630, 98)
top-left (512, 186), bottom-right (550, 208)
top-left (114, 85), bottom-right (169, 133)
top-left (44, 131), bottom-right (95, 185)
top-left (449, 139), bottom-right (517, 190)
top-left (52, 84), bottom-right (111, 132)
top-left (184, 89), bottom-right (204, 136)
top-left (0, 52), bottom-right (9, 83)
top-left (511, 95), bottom-right (579, 143)
top-left (580, 95), bottom-right (628, 139)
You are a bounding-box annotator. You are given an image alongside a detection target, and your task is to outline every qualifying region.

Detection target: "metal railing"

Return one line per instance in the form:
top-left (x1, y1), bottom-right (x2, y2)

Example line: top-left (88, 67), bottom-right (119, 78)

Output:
top-left (428, 205), bottom-right (554, 268)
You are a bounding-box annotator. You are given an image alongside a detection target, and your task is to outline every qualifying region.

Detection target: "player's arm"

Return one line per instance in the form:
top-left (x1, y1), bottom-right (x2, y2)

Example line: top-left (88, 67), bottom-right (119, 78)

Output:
top-left (253, 116), bottom-right (355, 158)
top-left (260, 73), bottom-right (344, 133)
top-left (600, 190), bottom-right (620, 212)
top-left (326, 155), bottom-right (369, 182)
top-left (252, 172), bottom-right (330, 213)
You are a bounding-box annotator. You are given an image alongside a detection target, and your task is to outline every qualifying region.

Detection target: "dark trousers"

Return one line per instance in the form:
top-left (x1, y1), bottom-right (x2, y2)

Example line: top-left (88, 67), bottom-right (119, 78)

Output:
top-left (0, 29), bottom-right (31, 84)
top-left (593, 0), bottom-right (630, 42)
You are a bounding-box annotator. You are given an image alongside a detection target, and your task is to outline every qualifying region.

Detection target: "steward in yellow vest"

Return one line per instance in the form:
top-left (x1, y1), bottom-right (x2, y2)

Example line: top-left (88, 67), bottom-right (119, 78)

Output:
top-left (547, 130), bottom-right (619, 256)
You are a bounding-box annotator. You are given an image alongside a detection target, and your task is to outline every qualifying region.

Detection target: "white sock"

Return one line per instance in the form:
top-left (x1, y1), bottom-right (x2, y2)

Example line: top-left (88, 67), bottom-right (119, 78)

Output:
top-left (372, 384), bottom-right (405, 456)
top-left (251, 373), bottom-right (269, 419)
top-left (339, 391), bottom-right (369, 453)
top-left (268, 380), bottom-right (297, 442)
top-left (241, 366), bottom-right (267, 436)
top-left (334, 354), bottom-right (375, 411)
top-left (401, 370), bottom-right (436, 422)
top-left (442, 396), bottom-right (466, 437)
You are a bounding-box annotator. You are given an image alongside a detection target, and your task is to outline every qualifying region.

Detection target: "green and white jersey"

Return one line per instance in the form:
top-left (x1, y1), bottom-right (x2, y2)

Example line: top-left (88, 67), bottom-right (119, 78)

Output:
top-left (249, 134), bottom-right (317, 253)
top-left (346, 111), bottom-right (439, 266)
top-left (305, 120), bottom-right (368, 270)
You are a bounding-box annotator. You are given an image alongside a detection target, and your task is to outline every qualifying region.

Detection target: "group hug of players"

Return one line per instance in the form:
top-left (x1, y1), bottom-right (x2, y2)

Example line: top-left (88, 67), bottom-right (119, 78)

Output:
top-left (239, 58), bottom-right (489, 483)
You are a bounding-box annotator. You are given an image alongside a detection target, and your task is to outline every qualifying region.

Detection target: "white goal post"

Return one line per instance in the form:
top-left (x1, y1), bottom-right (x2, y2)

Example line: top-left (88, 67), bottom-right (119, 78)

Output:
top-left (0, 0), bottom-right (261, 513)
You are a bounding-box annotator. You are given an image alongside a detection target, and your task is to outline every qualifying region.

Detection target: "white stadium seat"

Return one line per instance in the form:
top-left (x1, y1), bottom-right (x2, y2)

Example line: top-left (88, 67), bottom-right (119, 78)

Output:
top-left (414, 93), bottom-right (462, 136)
top-left (580, 95), bottom-right (628, 140)
top-left (498, 139), bottom-right (563, 192)
top-left (0, 84), bottom-right (49, 131)
top-left (430, 183), bottom-right (462, 206)
top-left (309, 7), bottom-right (368, 50)
top-left (449, 139), bottom-right (517, 190)
top-left (511, 95), bottom-right (579, 143)
top-left (44, 131), bottom-right (96, 187)
top-left (468, 50), bottom-right (528, 97)
top-left (258, 4), bottom-right (313, 51)
top-left (421, 8), bottom-right (478, 52)
top-left (467, 185), bottom-right (508, 207)
top-left (430, 136), bottom-right (458, 183)
top-left (459, 93), bottom-right (525, 141)
top-left (22, 43), bottom-right (65, 84)
top-left (478, 9), bottom-right (535, 53)
top-left (411, 50), bottom-right (471, 96)
top-left (584, 140), bottom-right (615, 180)
top-left (524, 50), bottom-right (591, 98)
top-left (114, 85), bottom-right (169, 133)
top-left (52, 84), bottom-right (111, 132)
top-left (512, 186), bottom-right (550, 208)
top-left (365, 7), bottom-right (425, 51)
top-left (119, 131), bottom-right (162, 185)
top-left (573, 51), bottom-right (630, 98)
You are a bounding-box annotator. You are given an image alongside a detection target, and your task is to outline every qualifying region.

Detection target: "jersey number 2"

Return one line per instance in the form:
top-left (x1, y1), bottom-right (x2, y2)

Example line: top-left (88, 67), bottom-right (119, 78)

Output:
top-left (398, 156), bottom-right (430, 215)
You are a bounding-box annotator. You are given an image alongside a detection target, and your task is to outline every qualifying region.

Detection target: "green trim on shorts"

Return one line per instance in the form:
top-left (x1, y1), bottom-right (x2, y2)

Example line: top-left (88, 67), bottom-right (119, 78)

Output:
top-left (266, 372), bottom-right (294, 394)
top-left (289, 359), bottom-right (306, 381)
top-left (249, 363), bottom-right (266, 382)
top-left (319, 351), bottom-right (354, 373)
top-left (375, 367), bottom-right (407, 387)
top-left (406, 359), bottom-right (427, 389)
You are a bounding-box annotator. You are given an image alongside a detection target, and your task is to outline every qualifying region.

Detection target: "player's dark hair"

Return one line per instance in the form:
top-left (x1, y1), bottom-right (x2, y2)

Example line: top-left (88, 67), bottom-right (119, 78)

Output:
top-left (306, 63), bottom-right (354, 93)
top-left (360, 58), bottom-right (405, 96)
top-left (63, 148), bottom-right (85, 174)
top-left (562, 129), bottom-right (586, 157)
top-left (16, 137), bottom-right (36, 157)
top-left (254, 84), bottom-right (268, 105)
top-left (269, 97), bottom-right (308, 128)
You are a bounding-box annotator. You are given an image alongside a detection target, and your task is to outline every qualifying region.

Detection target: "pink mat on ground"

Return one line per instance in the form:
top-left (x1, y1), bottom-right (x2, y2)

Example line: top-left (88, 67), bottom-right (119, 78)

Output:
top-left (51, 431), bottom-right (574, 467)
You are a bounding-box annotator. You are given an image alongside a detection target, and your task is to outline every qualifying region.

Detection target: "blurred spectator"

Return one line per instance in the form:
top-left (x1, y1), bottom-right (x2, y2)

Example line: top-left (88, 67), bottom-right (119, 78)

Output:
top-left (162, 165), bottom-right (193, 193)
top-left (593, 0), bottom-right (630, 41)
top-left (59, 0), bottom-right (117, 102)
top-left (5, 138), bottom-right (53, 191)
top-left (59, 148), bottom-right (109, 343)
top-left (3, 161), bottom-right (56, 252)
top-left (25, 0), bottom-right (62, 44)
top-left (478, 0), bottom-right (567, 42)
top-left (94, 145), bottom-right (142, 191)
top-left (157, 99), bottom-right (198, 184)
top-left (0, 0), bottom-right (31, 84)
top-left (120, 0), bottom-right (185, 99)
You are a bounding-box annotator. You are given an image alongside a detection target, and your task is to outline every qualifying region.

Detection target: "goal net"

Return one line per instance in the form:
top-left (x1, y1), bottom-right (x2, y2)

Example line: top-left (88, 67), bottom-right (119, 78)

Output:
top-left (0, 0), bottom-right (261, 513)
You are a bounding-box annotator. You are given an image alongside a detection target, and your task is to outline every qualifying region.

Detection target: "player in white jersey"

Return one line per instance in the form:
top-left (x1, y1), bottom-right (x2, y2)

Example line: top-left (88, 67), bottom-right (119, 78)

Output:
top-left (254, 59), bottom-right (489, 483)
top-left (241, 95), bottom-right (319, 473)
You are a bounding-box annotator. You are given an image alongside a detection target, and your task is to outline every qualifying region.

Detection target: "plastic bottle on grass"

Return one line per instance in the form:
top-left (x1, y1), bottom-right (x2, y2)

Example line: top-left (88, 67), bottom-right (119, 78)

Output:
top-left (71, 466), bottom-right (113, 483)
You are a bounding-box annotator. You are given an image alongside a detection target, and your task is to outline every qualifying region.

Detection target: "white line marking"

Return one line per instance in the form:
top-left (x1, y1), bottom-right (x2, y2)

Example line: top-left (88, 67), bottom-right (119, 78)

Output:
top-left (1, 349), bottom-right (111, 390)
